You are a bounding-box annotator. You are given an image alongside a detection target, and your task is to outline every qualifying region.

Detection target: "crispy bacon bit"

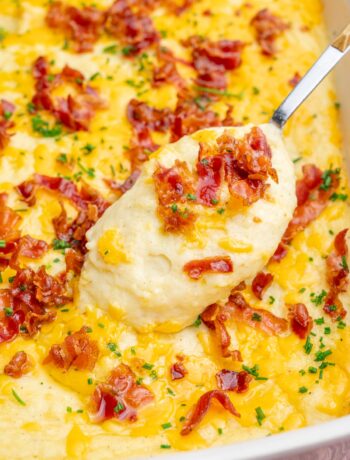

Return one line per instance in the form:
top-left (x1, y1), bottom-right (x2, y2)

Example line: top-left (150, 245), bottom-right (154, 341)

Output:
top-left (153, 161), bottom-right (197, 232)
top-left (91, 364), bottom-right (154, 423)
top-left (126, 98), bottom-right (174, 174)
top-left (184, 256), bottom-right (233, 280)
top-left (201, 303), bottom-right (242, 360)
top-left (251, 271), bottom-right (273, 300)
top-left (44, 326), bottom-right (99, 371)
top-left (181, 390), bottom-right (240, 435)
top-left (106, 0), bottom-right (159, 56)
top-left (288, 72), bottom-right (301, 87)
top-left (46, 2), bottom-right (106, 53)
top-left (5, 235), bottom-right (48, 270)
top-left (184, 35), bottom-right (244, 92)
top-left (17, 174), bottom-right (109, 213)
top-left (65, 248), bottom-right (84, 274)
top-left (105, 170), bottom-right (141, 198)
top-left (32, 56), bottom-right (106, 132)
top-left (0, 197), bottom-right (22, 242)
top-left (194, 127), bottom-right (277, 208)
top-left (324, 229), bottom-right (349, 320)
top-left (272, 164), bottom-right (340, 262)
top-left (170, 361), bottom-right (188, 380)
top-left (0, 266), bottom-right (68, 344)
top-left (17, 180), bottom-right (104, 254)
top-left (127, 99), bottom-right (174, 134)
top-left (251, 9), bottom-right (288, 56)
top-left (216, 369), bottom-right (252, 392)
top-left (4, 351), bottom-right (32, 378)
top-left (153, 127), bottom-right (274, 232)
top-left (52, 201), bottom-right (102, 254)
top-left (171, 0), bottom-right (194, 15)
top-left (0, 99), bottom-right (15, 150)
top-left (228, 292), bottom-right (288, 335)
top-left (152, 61), bottom-right (186, 91)
top-left (218, 127), bottom-right (278, 205)
top-left (170, 96), bottom-right (234, 142)
top-left (288, 303), bottom-right (313, 339)
top-left (196, 150), bottom-right (224, 206)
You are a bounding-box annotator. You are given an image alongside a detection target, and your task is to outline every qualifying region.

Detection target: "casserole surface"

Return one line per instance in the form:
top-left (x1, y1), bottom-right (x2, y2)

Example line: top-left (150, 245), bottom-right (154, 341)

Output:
top-left (0, 1), bottom-right (350, 459)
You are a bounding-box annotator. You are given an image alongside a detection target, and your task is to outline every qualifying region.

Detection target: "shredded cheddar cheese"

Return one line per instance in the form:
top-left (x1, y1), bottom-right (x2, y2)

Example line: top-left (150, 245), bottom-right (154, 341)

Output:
top-left (97, 228), bottom-right (129, 265)
top-left (0, 0), bottom-right (349, 459)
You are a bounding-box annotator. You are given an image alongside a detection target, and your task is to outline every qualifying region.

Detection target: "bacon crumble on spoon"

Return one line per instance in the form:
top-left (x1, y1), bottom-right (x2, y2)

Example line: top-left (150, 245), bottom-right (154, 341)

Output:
top-left (251, 271), bottom-right (273, 300)
top-left (32, 56), bottom-right (106, 132)
top-left (0, 99), bottom-right (15, 150)
top-left (44, 326), bottom-right (99, 371)
top-left (216, 369), bottom-right (252, 392)
top-left (272, 164), bottom-right (340, 262)
top-left (4, 351), bottom-right (32, 378)
top-left (91, 364), bottom-right (154, 422)
top-left (180, 390), bottom-right (240, 436)
top-left (323, 229), bottom-right (349, 320)
top-left (251, 9), bottom-right (289, 56)
top-left (153, 160), bottom-right (197, 232)
top-left (183, 256), bottom-right (234, 280)
top-left (288, 303), bottom-right (313, 339)
top-left (154, 127), bottom-right (277, 232)
top-left (201, 303), bottom-right (242, 360)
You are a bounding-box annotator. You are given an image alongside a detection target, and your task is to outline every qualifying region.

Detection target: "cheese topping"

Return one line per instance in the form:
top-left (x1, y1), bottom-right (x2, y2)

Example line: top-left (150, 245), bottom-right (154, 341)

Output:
top-left (0, 0), bottom-right (349, 459)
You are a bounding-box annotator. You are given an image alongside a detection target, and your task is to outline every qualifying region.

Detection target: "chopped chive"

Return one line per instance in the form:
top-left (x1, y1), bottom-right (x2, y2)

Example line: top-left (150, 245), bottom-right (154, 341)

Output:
top-left (255, 407), bottom-right (265, 426)
top-left (304, 336), bottom-right (313, 354)
top-left (142, 363), bottom-right (153, 370)
top-left (4, 307), bottom-right (13, 317)
top-left (12, 389), bottom-right (26, 406)
top-left (161, 422), bottom-right (172, 429)
top-left (114, 402), bottom-right (124, 413)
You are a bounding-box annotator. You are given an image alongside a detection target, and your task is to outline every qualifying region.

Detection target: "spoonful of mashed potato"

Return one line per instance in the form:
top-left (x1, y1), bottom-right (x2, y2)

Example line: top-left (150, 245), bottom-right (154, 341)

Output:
top-left (79, 124), bottom-right (296, 332)
top-left (79, 23), bottom-right (350, 332)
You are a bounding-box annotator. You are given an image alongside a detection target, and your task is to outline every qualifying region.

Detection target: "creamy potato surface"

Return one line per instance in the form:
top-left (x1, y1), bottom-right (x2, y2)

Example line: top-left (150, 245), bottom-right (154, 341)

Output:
top-left (80, 124), bottom-right (296, 332)
top-left (0, 1), bottom-right (350, 459)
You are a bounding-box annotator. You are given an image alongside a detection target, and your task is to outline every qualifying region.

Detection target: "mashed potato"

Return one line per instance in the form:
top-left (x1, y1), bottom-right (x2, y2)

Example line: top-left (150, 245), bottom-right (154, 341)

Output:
top-left (79, 124), bottom-right (296, 332)
top-left (1, 1), bottom-right (350, 459)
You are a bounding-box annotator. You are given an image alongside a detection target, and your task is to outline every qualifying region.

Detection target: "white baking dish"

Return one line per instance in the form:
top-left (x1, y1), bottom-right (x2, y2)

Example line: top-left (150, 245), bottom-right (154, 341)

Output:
top-left (142, 2), bottom-right (350, 459)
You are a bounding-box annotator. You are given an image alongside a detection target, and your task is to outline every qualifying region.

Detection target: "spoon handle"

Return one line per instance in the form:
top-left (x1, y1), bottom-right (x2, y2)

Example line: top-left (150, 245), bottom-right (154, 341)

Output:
top-left (271, 23), bottom-right (350, 129)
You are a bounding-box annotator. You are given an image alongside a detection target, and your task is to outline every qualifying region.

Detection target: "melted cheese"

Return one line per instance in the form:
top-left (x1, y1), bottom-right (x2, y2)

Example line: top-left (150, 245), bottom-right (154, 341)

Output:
top-left (80, 124), bottom-right (296, 331)
top-left (0, 0), bottom-right (349, 459)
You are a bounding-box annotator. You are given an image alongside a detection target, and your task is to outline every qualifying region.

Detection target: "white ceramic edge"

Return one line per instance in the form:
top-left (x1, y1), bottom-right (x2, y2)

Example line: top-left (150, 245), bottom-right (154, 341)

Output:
top-left (139, 2), bottom-right (350, 459)
top-left (159, 414), bottom-right (350, 460)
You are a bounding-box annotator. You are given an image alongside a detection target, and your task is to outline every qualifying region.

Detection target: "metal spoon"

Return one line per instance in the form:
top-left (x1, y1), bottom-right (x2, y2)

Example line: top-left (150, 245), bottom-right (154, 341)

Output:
top-left (271, 23), bottom-right (350, 129)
